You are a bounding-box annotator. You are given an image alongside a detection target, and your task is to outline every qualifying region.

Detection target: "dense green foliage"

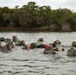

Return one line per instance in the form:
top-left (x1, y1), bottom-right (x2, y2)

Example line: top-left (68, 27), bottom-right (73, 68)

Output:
top-left (0, 1), bottom-right (76, 31)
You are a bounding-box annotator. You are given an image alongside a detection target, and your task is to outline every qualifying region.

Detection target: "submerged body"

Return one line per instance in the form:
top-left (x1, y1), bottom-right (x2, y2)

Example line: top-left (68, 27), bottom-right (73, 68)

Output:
top-left (67, 48), bottom-right (76, 56)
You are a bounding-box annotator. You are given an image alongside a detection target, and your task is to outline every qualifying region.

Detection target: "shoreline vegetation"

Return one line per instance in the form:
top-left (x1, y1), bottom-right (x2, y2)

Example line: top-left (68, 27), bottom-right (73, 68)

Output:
top-left (0, 1), bottom-right (76, 32)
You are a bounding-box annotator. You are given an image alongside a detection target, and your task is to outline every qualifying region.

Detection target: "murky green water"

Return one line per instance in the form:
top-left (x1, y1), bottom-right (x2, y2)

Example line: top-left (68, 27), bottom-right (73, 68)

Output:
top-left (0, 32), bottom-right (76, 75)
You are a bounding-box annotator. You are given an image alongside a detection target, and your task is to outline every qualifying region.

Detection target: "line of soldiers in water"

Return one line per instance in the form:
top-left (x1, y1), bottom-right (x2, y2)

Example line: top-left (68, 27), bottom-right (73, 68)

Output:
top-left (0, 36), bottom-right (76, 56)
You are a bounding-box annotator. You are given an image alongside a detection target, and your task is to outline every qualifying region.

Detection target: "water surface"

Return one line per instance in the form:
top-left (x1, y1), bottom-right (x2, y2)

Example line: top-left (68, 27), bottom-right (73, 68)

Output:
top-left (0, 32), bottom-right (76, 75)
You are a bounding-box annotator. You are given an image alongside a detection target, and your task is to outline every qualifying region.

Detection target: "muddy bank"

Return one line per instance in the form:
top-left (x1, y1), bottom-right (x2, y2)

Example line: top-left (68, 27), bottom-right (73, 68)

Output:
top-left (0, 27), bottom-right (48, 32)
top-left (0, 27), bottom-right (75, 32)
